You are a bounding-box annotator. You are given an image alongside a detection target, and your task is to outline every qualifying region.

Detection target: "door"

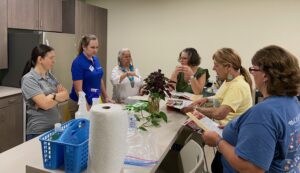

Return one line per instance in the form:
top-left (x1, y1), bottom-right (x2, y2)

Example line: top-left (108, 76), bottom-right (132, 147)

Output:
top-left (75, 1), bottom-right (107, 83)
top-left (93, 6), bottom-right (108, 83)
top-left (0, 0), bottom-right (8, 69)
top-left (7, 0), bottom-right (39, 30)
top-left (39, 0), bottom-right (62, 32)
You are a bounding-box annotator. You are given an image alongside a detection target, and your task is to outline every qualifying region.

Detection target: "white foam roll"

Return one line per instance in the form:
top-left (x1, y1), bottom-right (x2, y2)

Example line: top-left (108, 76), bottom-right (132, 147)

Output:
top-left (88, 103), bottom-right (128, 173)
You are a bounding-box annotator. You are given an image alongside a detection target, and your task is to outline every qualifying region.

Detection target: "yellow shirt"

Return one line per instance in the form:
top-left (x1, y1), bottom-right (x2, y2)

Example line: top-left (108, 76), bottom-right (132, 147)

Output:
top-left (214, 75), bottom-right (252, 125)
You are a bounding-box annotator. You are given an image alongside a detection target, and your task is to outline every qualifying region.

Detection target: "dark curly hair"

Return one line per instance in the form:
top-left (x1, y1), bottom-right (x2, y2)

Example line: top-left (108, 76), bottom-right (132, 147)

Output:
top-left (178, 48), bottom-right (201, 66)
top-left (252, 45), bottom-right (300, 96)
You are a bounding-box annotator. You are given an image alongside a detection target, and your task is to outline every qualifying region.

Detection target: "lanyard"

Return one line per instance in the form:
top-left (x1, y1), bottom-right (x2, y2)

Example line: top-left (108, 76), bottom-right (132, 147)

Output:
top-left (120, 65), bottom-right (135, 88)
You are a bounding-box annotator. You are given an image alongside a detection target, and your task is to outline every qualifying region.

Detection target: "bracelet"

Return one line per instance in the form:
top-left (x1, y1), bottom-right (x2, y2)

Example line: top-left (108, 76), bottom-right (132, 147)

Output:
top-left (216, 137), bottom-right (223, 150)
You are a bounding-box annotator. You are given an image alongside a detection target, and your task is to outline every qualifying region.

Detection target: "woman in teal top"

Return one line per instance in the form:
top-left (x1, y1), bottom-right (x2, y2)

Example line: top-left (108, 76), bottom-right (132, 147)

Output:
top-left (170, 48), bottom-right (210, 94)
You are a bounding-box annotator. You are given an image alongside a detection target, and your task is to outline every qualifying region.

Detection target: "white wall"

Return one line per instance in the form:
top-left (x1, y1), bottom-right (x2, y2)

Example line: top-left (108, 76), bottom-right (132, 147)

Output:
top-left (87, 0), bottom-right (300, 97)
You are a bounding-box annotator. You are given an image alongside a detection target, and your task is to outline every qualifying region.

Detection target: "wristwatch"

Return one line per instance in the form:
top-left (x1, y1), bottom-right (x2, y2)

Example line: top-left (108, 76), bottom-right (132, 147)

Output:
top-left (52, 93), bottom-right (56, 101)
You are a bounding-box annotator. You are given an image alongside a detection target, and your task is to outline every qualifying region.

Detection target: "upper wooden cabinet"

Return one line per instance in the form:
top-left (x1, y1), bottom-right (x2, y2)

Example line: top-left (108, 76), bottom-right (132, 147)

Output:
top-left (8, 0), bottom-right (62, 32)
top-left (39, 0), bottom-right (62, 32)
top-left (0, 0), bottom-right (8, 69)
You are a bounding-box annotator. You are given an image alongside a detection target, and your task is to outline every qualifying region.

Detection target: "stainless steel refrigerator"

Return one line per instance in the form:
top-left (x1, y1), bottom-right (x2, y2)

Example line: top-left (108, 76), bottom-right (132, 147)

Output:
top-left (1, 29), bottom-right (76, 91)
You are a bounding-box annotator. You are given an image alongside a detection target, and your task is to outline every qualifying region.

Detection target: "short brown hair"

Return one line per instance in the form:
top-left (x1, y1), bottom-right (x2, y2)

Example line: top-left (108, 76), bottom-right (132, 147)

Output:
top-left (252, 45), bottom-right (300, 96)
top-left (178, 48), bottom-right (201, 66)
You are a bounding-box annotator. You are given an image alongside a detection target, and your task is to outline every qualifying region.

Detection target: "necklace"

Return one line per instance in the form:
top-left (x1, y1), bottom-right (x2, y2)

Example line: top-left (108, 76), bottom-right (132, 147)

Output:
top-left (120, 65), bottom-right (135, 88)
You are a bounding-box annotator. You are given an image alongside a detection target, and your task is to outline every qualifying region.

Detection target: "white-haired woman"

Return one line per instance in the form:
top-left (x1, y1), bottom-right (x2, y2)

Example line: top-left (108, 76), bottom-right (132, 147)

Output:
top-left (110, 48), bottom-right (143, 103)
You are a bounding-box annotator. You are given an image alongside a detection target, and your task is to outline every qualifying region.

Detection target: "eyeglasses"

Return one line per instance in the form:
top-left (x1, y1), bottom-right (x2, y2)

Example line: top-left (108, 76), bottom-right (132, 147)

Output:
top-left (248, 67), bottom-right (261, 73)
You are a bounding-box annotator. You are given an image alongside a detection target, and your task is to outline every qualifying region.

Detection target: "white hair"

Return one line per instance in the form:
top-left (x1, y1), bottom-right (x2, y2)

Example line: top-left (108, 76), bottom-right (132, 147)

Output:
top-left (118, 48), bottom-right (131, 63)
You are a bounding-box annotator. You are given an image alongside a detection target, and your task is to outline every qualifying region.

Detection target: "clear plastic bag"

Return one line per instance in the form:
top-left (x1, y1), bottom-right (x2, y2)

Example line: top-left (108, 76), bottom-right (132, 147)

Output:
top-left (124, 131), bottom-right (159, 167)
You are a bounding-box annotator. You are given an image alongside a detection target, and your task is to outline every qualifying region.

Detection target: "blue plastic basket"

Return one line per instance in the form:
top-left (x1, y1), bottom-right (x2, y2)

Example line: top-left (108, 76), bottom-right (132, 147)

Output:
top-left (39, 119), bottom-right (89, 173)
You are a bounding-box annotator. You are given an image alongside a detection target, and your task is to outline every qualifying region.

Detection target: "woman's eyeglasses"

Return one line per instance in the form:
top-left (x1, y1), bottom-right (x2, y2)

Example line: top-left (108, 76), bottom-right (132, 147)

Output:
top-left (248, 67), bottom-right (261, 73)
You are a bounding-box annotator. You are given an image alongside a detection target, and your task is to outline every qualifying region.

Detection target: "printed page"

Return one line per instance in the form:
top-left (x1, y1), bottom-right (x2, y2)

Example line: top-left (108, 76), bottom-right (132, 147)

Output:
top-left (186, 112), bottom-right (223, 137)
top-left (166, 98), bottom-right (193, 110)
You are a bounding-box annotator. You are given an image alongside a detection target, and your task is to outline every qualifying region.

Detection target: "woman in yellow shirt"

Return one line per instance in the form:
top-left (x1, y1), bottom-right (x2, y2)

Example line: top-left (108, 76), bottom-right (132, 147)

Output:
top-left (183, 48), bottom-right (253, 126)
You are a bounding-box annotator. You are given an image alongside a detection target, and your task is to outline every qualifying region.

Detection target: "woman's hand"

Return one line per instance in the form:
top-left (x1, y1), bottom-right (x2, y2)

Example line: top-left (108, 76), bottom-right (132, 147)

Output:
top-left (104, 97), bottom-right (115, 104)
top-left (55, 85), bottom-right (69, 102)
top-left (181, 65), bottom-right (193, 77)
top-left (191, 98), bottom-right (208, 107)
top-left (127, 71), bottom-right (137, 77)
top-left (177, 65), bottom-right (194, 82)
top-left (56, 84), bottom-right (66, 92)
top-left (181, 105), bottom-right (194, 113)
top-left (202, 131), bottom-right (221, 147)
top-left (181, 98), bottom-right (208, 113)
top-left (55, 91), bottom-right (69, 102)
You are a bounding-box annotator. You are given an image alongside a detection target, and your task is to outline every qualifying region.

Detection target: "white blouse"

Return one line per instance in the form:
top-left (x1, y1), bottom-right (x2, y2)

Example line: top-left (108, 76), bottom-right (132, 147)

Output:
top-left (110, 65), bottom-right (143, 103)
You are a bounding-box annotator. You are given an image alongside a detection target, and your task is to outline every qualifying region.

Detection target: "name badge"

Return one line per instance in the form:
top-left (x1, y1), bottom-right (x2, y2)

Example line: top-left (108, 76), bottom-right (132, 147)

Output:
top-left (89, 65), bottom-right (94, 72)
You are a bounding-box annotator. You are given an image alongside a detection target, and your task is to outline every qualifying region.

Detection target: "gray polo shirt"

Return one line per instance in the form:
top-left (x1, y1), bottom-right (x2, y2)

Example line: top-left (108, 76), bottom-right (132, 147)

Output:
top-left (21, 68), bottom-right (61, 135)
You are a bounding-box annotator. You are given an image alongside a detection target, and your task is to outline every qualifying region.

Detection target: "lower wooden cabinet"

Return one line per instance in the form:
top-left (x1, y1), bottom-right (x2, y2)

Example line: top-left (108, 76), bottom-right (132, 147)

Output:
top-left (0, 94), bottom-right (23, 153)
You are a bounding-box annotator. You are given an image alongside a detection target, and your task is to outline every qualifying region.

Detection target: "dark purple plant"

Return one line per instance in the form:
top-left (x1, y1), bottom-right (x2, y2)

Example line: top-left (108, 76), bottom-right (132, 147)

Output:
top-left (142, 69), bottom-right (174, 100)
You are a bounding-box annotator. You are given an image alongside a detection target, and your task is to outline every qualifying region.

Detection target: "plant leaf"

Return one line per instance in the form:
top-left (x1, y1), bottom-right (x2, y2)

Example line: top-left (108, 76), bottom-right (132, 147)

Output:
top-left (139, 126), bottom-right (147, 131)
top-left (134, 114), bottom-right (140, 121)
top-left (159, 111), bottom-right (168, 123)
top-left (151, 119), bottom-right (160, 127)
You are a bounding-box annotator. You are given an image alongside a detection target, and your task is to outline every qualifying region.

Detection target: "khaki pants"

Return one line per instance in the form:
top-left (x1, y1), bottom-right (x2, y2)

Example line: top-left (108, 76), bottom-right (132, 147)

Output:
top-left (68, 99), bottom-right (79, 119)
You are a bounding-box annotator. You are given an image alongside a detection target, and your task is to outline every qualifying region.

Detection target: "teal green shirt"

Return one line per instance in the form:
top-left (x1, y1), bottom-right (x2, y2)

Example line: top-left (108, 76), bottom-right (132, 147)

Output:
top-left (176, 67), bottom-right (210, 94)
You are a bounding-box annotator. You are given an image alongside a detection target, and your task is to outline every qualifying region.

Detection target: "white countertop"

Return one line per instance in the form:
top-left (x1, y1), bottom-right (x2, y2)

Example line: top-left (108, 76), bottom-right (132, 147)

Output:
top-left (0, 104), bottom-right (188, 173)
top-left (0, 86), bottom-right (22, 98)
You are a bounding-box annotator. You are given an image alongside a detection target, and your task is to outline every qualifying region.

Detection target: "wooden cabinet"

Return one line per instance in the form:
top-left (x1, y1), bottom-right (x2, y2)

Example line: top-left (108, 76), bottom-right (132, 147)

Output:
top-left (0, 94), bottom-right (23, 153)
top-left (7, 0), bottom-right (39, 30)
top-left (62, 0), bottom-right (107, 82)
top-left (75, 0), bottom-right (108, 82)
top-left (0, 0), bottom-right (8, 69)
top-left (39, 0), bottom-right (62, 32)
top-left (8, 0), bottom-right (62, 32)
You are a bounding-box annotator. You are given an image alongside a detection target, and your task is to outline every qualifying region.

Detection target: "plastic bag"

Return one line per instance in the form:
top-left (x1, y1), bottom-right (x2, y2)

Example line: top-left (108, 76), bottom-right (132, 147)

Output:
top-left (124, 131), bottom-right (159, 167)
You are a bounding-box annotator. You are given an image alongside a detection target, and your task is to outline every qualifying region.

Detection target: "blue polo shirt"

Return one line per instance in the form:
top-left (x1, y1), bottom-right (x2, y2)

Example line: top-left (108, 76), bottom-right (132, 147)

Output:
top-left (70, 53), bottom-right (103, 105)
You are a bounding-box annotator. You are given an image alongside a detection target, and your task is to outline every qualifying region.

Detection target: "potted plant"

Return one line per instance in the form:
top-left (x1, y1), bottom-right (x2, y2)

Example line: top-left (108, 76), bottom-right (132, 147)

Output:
top-left (125, 69), bottom-right (174, 130)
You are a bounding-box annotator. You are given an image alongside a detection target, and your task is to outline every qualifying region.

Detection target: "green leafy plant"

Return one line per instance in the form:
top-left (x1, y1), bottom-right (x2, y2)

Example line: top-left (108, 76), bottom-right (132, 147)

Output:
top-left (125, 69), bottom-right (174, 131)
top-left (125, 101), bottom-right (167, 131)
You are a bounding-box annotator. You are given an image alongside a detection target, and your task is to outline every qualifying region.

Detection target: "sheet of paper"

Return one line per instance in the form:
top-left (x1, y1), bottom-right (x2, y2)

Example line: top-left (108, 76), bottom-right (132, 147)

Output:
top-left (186, 112), bottom-right (223, 137)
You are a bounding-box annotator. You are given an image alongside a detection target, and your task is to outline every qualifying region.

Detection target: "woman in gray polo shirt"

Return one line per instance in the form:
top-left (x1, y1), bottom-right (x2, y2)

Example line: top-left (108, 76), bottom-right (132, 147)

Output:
top-left (21, 44), bottom-right (69, 141)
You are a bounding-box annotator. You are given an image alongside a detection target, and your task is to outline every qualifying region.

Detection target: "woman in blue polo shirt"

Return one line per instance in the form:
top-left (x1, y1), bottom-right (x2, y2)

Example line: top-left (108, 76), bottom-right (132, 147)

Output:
top-left (202, 45), bottom-right (300, 173)
top-left (69, 34), bottom-right (114, 118)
